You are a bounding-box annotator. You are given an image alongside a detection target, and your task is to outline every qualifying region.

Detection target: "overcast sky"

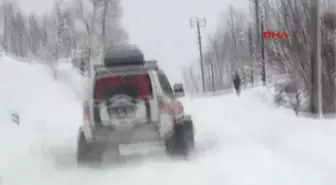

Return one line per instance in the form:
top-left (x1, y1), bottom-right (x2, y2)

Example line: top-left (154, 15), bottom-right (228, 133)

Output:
top-left (12, 0), bottom-right (247, 83)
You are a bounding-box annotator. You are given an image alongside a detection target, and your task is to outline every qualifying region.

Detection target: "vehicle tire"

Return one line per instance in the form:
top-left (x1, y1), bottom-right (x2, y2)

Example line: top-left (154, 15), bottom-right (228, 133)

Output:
top-left (103, 144), bottom-right (121, 162)
top-left (183, 119), bottom-right (195, 150)
top-left (76, 130), bottom-right (91, 164)
top-left (164, 119), bottom-right (195, 157)
top-left (76, 130), bottom-right (103, 165)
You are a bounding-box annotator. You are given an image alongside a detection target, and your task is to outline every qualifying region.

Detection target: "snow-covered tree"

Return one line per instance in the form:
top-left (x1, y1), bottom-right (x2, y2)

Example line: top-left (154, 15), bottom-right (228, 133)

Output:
top-left (0, 0), bottom-right (128, 73)
top-left (185, 0), bottom-right (335, 113)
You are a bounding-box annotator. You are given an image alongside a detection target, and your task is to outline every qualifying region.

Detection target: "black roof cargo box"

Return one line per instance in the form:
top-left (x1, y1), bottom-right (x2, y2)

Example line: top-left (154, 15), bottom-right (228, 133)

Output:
top-left (103, 45), bottom-right (145, 67)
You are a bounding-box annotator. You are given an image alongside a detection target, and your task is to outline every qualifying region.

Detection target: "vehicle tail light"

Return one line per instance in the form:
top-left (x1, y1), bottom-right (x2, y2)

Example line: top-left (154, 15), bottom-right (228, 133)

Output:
top-left (159, 102), bottom-right (166, 111)
top-left (159, 100), bottom-right (173, 115)
top-left (83, 103), bottom-right (91, 120)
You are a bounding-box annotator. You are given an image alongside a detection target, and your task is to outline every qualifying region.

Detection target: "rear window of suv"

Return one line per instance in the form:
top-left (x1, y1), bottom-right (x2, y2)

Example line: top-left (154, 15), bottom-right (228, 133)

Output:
top-left (95, 74), bottom-right (153, 100)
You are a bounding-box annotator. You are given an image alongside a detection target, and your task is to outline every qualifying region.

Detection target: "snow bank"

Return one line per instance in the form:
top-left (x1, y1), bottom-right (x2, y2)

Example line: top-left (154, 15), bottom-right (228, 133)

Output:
top-left (182, 87), bottom-right (336, 185)
top-left (56, 61), bottom-right (87, 101)
top-left (0, 56), bottom-right (83, 183)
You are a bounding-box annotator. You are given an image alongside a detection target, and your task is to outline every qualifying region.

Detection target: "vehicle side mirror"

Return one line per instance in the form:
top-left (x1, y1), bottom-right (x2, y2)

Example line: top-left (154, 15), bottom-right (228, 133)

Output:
top-left (173, 83), bottom-right (185, 97)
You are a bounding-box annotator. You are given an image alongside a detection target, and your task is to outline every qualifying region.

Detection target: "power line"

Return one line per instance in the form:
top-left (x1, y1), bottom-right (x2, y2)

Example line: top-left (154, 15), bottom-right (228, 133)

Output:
top-left (190, 17), bottom-right (206, 93)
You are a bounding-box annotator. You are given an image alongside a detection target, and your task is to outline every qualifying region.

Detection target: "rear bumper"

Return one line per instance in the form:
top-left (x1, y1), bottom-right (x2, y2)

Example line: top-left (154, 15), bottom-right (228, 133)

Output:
top-left (92, 123), bottom-right (161, 145)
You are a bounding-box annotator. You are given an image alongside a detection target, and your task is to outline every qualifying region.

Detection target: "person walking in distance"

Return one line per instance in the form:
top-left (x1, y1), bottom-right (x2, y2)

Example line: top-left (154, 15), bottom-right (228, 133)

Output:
top-left (233, 71), bottom-right (241, 96)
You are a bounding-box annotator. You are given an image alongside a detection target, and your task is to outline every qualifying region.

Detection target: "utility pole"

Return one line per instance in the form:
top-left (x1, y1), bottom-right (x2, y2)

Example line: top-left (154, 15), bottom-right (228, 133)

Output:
top-left (254, 0), bottom-right (260, 54)
top-left (208, 36), bottom-right (217, 92)
top-left (210, 59), bottom-right (215, 92)
top-left (190, 17), bottom-right (206, 93)
top-left (248, 26), bottom-right (254, 85)
top-left (261, 17), bottom-right (266, 85)
top-left (254, 0), bottom-right (266, 85)
top-left (309, 0), bottom-right (323, 117)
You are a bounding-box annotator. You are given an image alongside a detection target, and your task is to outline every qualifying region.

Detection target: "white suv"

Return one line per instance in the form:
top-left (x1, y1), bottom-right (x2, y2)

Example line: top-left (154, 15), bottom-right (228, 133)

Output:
top-left (77, 46), bottom-right (195, 164)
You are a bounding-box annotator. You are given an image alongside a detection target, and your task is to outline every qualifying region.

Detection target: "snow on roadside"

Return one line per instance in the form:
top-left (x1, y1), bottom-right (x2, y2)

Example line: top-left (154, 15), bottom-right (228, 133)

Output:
top-left (0, 57), bottom-right (84, 183)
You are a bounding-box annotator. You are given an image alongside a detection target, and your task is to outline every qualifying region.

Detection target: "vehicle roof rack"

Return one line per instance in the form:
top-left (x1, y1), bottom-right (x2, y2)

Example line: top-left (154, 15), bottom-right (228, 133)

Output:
top-left (93, 60), bottom-right (159, 75)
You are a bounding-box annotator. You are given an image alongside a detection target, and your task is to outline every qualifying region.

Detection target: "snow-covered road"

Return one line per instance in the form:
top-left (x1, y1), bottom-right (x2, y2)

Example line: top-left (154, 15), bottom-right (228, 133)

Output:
top-left (0, 57), bottom-right (335, 185)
